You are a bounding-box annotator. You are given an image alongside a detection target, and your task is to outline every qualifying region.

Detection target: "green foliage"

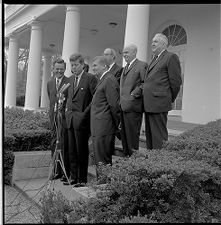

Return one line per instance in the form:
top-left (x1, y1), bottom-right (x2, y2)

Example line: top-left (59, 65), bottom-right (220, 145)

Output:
top-left (39, 119), bottom-right (221, 223)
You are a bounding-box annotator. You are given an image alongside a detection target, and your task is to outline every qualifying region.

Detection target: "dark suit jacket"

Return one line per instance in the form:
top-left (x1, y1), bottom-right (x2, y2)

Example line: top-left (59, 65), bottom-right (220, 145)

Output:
top-left (90, 72), bottom-right (121, 137)
top-left (120, 59), bottom-right (148, 112)
top-left (65, 71), bottom-right (97, 131)
top-left (143, 50), bottom-right (182, 113)
top-left (47, 75), bottom-right (69, 130)
top-left (109, 63), bottom-right (123, 84)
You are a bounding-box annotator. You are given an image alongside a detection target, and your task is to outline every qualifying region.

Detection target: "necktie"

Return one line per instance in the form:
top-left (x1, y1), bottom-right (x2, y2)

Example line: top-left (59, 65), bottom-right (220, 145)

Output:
top-left (151, 55), bottom-right (158, 64)
top-left (56, 79), bottom-right (60, 91)
top-left (124, 63), bottom-right (130, 75)
top-left (74, 76), bottom-right (79, 89)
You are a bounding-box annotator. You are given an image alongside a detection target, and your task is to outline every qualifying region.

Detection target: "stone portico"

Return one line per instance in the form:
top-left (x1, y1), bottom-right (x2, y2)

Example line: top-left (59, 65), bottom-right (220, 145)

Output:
top-left (4, 4), bottom-right (221, 124)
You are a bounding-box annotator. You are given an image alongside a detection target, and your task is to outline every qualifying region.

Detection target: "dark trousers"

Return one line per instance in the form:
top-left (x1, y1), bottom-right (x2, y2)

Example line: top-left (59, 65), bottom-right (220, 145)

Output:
top-left (68, 128), bottom-right (90, 183)
top-left (92, 134), bottom-right (115, 179)
top-left (144, 112), bottom-right (168, 150)
top-left (121, 111), bottom-right (143, 156)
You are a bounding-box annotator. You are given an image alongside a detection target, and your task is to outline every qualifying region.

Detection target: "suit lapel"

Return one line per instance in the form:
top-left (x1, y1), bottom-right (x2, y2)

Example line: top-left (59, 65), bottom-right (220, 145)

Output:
top-left (124, 59), bottom-right (138, 76)
top-left (94, 72), bottom-right (109, 92)
top-left (110, 63), bottom-right (116, 74)
top-left (148, 50), bottom-right (167, 71)
top-left (73, 72), bottom-right (85, 96)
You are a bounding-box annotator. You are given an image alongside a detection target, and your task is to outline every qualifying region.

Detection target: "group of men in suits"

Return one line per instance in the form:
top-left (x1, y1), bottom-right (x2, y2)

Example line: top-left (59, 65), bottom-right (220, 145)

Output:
top-left (47, 33), bottom-right (182, 186)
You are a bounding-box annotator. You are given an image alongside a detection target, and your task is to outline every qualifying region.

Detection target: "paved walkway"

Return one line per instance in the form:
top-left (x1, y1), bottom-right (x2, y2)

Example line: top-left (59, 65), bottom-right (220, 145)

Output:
top-left (5, 117), bottom-right (200, 223)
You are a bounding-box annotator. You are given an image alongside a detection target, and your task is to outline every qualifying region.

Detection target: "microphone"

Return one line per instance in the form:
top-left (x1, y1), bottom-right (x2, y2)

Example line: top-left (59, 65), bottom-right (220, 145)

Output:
top-left (59, 83), bottom-right (70, 94)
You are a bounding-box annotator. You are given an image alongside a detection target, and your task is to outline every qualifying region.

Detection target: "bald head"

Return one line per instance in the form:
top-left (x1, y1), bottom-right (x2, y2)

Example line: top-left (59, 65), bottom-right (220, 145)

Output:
top-left (92, 55), bottom-right (109, 78)
top-left (103, 48), bottom-right (117, 65)
top-left (123, 44), bottom-right (137, 63)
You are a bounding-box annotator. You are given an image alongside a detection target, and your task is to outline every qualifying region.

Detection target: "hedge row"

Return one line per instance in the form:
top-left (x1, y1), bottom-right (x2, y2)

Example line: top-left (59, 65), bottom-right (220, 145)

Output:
top-left (4, 107), bottom-right (53, 185)
top-left (4, 106), bottom-right (50, 130)
top-left (40, 119), bottom-right (221, 223)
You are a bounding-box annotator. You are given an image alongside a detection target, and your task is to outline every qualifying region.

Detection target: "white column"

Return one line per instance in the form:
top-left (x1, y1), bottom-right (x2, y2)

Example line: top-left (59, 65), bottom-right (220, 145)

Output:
top-left (5, 36), bottom-right (19, 107)
top-left (123, 4), bottom-right (150, 66)
top-left (25, 21), bottom-right (42, 110)
top-left (40, 53), bottom-right (52, 108)
top-left (62, 5), bottom-right (80, 77)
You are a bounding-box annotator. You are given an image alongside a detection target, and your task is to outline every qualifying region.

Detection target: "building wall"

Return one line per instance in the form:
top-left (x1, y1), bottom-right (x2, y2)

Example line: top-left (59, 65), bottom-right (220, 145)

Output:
top-left (148, 4), bottom-right (220, 124)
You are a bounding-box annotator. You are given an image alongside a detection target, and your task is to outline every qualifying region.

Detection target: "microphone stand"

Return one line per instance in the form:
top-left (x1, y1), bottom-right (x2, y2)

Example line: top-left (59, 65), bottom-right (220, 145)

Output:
top-left (47, 92), bottom-right (71, 190)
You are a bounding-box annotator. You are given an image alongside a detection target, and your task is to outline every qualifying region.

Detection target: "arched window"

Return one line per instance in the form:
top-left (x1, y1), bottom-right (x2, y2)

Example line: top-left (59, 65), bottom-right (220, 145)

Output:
top-left (162, 24), bottom-right (187, 47)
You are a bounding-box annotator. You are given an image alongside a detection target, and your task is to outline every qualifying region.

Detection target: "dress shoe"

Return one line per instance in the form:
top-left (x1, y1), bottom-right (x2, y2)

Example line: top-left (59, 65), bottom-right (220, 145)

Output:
top-left (60, 175), bottom-right (68, 182)
top-left (63, 179), bottom-right (78, 185)
top-left (73, 183), bottom-right (86, 188)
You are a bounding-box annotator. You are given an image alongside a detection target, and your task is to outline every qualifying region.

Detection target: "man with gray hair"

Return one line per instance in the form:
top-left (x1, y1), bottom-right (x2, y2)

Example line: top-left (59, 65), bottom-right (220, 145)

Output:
top-left (103, 48), bottom-right (123, 84)
top-left (143, 33), bottom-right (182, 149)
top-left (120, 44), bottom-right (148, 156)
top-left (91, 56), bottom-right (121, 179)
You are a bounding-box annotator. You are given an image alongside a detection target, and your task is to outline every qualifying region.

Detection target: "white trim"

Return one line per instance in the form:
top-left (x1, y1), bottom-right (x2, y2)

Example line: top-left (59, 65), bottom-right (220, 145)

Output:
top-left (5, 5), bottom-right (29, 23)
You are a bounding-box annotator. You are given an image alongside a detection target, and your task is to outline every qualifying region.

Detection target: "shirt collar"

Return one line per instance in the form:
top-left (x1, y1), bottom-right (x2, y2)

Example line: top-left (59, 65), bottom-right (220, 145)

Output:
top-left (108, 62), bottom-right (115, 71)
top-left (56, 76), bottom-right (64, 83)
top-left (75, 70), bottom-right (84, 80)
top-left (100, 70), bottom-right (108, 80)
top-left (128, 58), bottom-right (137, 68)
top-left (156, 49), bottom-right (166, 58)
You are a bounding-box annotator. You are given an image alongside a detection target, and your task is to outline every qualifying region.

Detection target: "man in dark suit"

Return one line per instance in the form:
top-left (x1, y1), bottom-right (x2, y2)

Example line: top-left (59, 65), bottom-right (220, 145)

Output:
top-left (47, 58), bottom-right (70, 181)
top-left (64, 53), bottom-right (97, 187)
top-left (103, 48), bottom-right (123, 84)
top-left (143, 33), bottom-right (182, 149)
top-left (120, 44), bottom-right (148, 156)
top-left (91, 56), bottom-right (121, 179)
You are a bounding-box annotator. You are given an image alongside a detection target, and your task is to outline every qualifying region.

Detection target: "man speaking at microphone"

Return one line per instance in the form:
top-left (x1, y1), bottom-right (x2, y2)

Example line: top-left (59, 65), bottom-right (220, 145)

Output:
top-left (64, 53), bottom-right (97, 187)
top-left (47, 58), bottom-right (70, 181)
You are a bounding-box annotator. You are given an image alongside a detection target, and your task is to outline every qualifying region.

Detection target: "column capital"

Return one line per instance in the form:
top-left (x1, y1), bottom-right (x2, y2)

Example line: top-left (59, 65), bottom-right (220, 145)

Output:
top-left (65, 5), bottom-right (80, 12)
top-left (29, 20), bottom-right (42, 31)
top-left (8, 35), bottom-right (18, 43)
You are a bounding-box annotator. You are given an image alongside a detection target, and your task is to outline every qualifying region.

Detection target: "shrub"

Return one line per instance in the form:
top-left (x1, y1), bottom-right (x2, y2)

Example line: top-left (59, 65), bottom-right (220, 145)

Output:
top-left (4, 132), bottom-right (15, 185)
top-left (119, 212), bottom-right (158, 223)
top-left (77, 151), bottom-right (221, 223)
top-left (4, 106), bottom-right (50, 131)
top-left (3, 107), bottom-right (52, 183)
top-left (5, 128), bottom-right (54, 152)
top-left (39, 190), bottom-right (73, 223)
top-left (4, 149), bottom-right (15, 185)
top-left (163, 119), bottom-right (221, 169)
top-left (40, 119), bottom-right (221, 223)
top-left (4, 107), bottom-right (53, 152)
